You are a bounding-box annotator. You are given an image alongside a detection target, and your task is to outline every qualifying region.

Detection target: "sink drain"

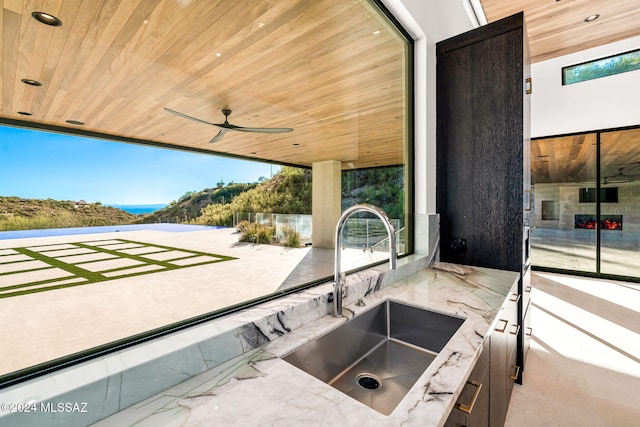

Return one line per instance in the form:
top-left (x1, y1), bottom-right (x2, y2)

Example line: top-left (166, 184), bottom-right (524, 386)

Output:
top-left (356, 373), bottom-right (382, 390)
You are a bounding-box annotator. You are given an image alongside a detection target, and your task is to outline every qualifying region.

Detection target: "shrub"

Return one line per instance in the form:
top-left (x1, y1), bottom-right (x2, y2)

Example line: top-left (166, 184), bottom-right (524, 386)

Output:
top-left (192, 203), bottom-right (233, 226)
top-left (236, 220), bottom-right (250, 234)
top-left (238, 222), bottom-right (275, 244)
top-left (281, 225), bottom-right (301, 248)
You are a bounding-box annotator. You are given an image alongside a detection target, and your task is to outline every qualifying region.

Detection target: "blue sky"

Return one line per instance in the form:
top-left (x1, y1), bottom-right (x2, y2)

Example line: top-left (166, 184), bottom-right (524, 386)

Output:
top-left (0, 125), bottom-right (279, 205)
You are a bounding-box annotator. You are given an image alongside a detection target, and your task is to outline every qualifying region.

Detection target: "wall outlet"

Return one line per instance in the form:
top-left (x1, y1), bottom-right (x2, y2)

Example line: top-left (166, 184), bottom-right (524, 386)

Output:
top-left (451, 238), bottom-right (467, 253)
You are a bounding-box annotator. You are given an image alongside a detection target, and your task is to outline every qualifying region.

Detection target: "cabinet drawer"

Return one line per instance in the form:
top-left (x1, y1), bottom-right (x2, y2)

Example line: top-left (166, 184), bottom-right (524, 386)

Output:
top-left (445, 340), bottom-right (490, 427)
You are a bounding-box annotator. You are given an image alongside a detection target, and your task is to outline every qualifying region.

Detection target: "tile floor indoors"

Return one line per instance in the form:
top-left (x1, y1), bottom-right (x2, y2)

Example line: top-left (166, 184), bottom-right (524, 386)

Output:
top-left (531, 228), bottom-right (639, 278)
top-left (504, 271), bottom-right (640, 427)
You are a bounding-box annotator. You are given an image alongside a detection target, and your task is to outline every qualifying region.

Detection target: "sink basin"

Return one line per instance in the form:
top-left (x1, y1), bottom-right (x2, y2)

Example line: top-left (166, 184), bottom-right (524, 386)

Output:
top-left (282, 300), bottom-right (465, 415)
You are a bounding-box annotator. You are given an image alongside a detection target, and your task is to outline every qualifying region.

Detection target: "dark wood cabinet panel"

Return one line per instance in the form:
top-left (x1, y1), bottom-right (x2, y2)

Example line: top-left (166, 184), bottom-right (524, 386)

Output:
top-left (437, 11), bottom-right (531, 424)
top-left (436, 12), bottom-right (529, 273)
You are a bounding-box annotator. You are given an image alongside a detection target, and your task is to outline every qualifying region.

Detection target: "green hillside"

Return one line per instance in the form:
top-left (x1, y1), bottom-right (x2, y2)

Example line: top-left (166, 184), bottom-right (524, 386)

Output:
top-left (140, 182), bottom-right (260, 224)
top-left (139, 167), bottom-right (311, 226)
top-left (0, 197), bottom-right (139, 231)
top-left (190, 167), bottom-right (312, 226)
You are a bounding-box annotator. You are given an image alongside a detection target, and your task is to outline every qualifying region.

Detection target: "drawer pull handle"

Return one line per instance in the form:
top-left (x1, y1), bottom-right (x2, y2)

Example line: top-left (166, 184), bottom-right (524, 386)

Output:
top-left (510, 324), bottom-right (521, 335)
top-left (526, 327), bottom-right (533, 336)
top-left (495, 319), bottom-right (508, 333)
top-left (510, 293), bottom-right (521, 303)
top-left (510, 365), bottom-right (521, 381)
top-left (455, 380), bottom-right (483, 414)
top-left (526, 77), bottom-right (532, 94)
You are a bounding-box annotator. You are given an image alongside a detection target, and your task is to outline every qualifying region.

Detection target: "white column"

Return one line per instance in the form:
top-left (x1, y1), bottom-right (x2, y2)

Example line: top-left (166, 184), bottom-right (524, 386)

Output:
top-left (312, 160), bottom-right (342, 249)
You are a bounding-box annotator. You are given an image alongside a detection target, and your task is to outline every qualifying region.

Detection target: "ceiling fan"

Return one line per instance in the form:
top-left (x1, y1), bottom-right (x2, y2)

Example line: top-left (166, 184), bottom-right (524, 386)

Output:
top-left (602, 167), bottom-right (640, 185)
top-left (164, 107), bottom-right (293, 143)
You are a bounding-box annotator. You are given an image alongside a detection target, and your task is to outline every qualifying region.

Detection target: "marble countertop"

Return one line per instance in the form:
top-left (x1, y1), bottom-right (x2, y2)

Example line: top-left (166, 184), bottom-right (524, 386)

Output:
top-left (97, 263), bottom-right (519, 427)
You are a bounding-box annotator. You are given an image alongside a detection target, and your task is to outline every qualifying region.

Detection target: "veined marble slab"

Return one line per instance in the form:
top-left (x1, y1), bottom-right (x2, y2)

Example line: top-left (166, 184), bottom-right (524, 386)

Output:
top-left (94, 264), bottom-right (518, 427)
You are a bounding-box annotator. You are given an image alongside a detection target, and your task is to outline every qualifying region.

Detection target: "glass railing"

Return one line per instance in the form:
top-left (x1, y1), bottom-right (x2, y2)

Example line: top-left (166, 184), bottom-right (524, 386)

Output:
top-left (234, 212), bottom-right (404, 253)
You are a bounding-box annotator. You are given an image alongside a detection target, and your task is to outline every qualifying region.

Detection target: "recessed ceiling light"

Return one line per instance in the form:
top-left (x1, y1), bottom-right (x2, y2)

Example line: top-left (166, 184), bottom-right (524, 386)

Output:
top-left (216, 52), bottom-right (222, 57)
top-left (65, 120), bottom-right (85, 126)
top-left (21, 78), bottom-right (43, 86)
top-left (258, 22), bottom-right (265, 28)
top-left (17, 111), bottom-right (33, 116)
top-left (32, 12), bottom-right (62, 27)
top-left (584, 14), bottom-right (600, 23)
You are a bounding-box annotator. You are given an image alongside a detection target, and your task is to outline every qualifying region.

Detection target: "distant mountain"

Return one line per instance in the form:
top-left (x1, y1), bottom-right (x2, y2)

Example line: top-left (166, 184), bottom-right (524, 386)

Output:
top-left (0, 197), bottom-right (139, 231)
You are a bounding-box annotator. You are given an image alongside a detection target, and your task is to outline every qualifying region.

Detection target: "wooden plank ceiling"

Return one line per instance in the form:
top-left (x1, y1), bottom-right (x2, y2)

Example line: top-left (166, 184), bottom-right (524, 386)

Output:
top-left (484, 0), bottom-right (640, 185)
top-left (480, 0), bottom-right (640, 63)
top-left (1, 0), bottom-right (407, 169)
top-left (532, 128), bottom-right (640, 184)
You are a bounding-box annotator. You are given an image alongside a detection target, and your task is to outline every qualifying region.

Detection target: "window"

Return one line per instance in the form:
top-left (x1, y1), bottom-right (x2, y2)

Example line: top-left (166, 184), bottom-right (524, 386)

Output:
top-left (562, 48), bottom-right (640, 85)
top-left (531, 127), bottom-right (640, 279)
top-left (579, 187), bottom-right (618, 203)
top-left (0, 0), bottom-right (413, 384)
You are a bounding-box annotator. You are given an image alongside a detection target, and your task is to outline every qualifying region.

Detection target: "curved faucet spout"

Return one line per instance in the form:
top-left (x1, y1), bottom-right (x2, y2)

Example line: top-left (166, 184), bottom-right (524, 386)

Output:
top-left (333, 204), bottom-right (397, 317)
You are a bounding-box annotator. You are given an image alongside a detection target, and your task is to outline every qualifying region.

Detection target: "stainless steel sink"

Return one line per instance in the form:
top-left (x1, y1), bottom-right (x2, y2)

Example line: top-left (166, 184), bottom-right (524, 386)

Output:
top-left (282, 300), bottom-right (465, 415)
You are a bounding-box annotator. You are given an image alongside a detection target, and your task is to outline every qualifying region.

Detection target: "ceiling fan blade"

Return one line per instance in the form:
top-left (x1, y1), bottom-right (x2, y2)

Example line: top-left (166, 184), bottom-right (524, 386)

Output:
top-left (164, 107), bottom-right (223, 128)
top-left (164, 106), bottom-right (293, 137)
top-left (605, 179), bottom-right (634, 184)
top-left (231, 126), bottom-right (293, 134)
top-left (210, 130), bottom-right (227, 143)
top-left (603, 175), bottom-right (637, 183)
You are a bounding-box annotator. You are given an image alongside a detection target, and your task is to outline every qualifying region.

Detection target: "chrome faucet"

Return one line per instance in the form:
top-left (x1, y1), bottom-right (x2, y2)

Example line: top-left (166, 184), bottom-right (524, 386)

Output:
top-left (333, 204), bottom-right (397, 317)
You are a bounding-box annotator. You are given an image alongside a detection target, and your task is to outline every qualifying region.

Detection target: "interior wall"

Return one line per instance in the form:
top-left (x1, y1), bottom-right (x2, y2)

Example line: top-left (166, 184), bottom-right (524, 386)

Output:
top-left (381, 0), bottom-right (478, 215)
top-left (531, 35), bottom-right (640, 138)
top-left (532, 182), bottom-right (640, 234)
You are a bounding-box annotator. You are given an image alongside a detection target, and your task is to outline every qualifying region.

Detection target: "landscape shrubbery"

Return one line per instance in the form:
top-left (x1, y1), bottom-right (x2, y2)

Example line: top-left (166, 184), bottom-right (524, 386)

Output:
top-left (236, 220), bottom-right (275, 244)
top-left (281, 225), bottom-right (301, 248)
top-left (142, 182), bottom-right (258, 224)
top-left (191, 166), bottom-right (313, 227)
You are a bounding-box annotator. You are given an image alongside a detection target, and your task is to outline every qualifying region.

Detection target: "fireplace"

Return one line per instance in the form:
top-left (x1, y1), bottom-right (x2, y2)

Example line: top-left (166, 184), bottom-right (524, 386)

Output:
top-left (574, 214), bottom-right (623, 230)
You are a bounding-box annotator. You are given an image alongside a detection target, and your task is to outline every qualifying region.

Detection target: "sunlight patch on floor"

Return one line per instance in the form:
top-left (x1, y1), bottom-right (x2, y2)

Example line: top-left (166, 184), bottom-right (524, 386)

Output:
top-left (536, 272), bottom-right (640, 312)
top-left (532, 287), bottom-right (640, 377)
